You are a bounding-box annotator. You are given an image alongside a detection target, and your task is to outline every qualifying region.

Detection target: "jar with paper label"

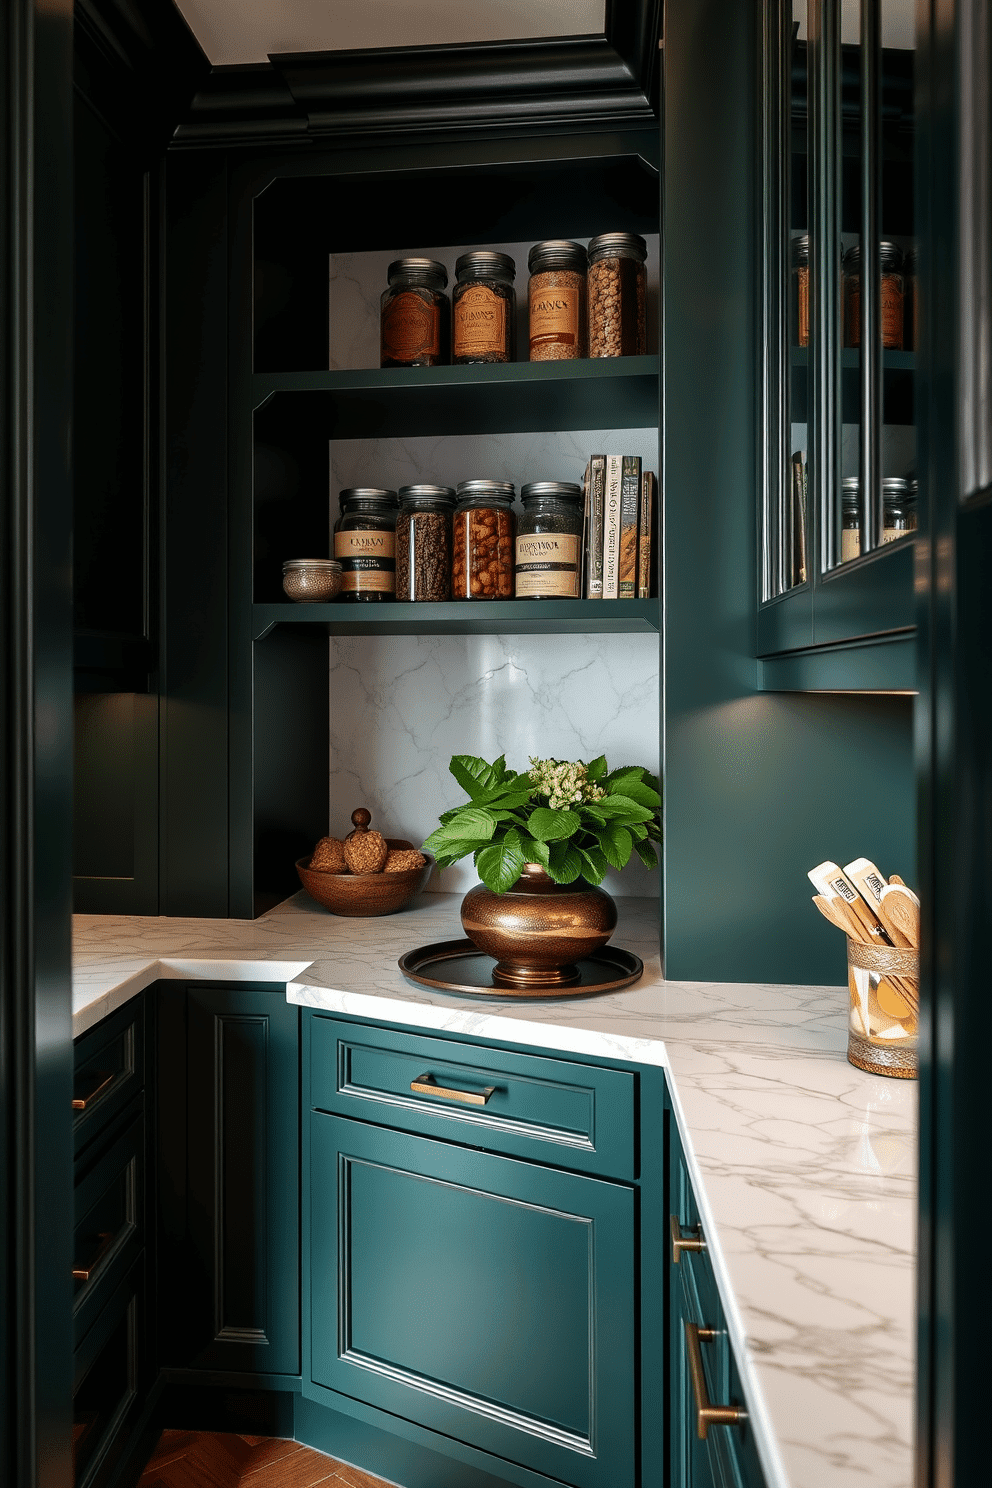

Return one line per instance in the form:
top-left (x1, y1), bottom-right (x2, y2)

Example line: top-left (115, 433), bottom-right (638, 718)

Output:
top-left (452, 481), bottom-right (515, 598)
top-left (843, 242), bottom-right (904, 349)
top-left (882, 477), bottom-right (917, 544)
top-left (380, 259), bottom-right (449, 368)
top-left (528, 241), bottom-right (587, 361)
top-left (333, 488), bottom-right (399, 602)
top-left (841, 477), bottom-right (861, 562)
top-left (515, 483), bottom-right (584, 599)
top-left (452, 252), bottom-right (516, 364)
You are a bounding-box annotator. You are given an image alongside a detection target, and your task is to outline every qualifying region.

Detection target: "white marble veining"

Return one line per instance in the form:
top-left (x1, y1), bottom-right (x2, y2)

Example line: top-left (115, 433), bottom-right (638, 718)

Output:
top-left (329, 236), bottom-right (660, 370)
top-left (328, 630), bottom-right (661, 895)
top-left (72, 894), bottom-right (915, 1488)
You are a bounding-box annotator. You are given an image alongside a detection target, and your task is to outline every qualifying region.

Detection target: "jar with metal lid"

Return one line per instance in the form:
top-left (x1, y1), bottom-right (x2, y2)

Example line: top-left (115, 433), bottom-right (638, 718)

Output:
top-left (452, 481), bottom-right (515, 599)
top-left (587, 233), bottom-right (647, 357)
top-left (841, 477), bottom-right (861, 562)
top-left (380, 259), bottom-right (449, 368)
top-left (791, 234), bottom-right (810, 347)
top-left (528, 241), bottom-right (587, 361)
top-left (843, 242), bottom-right (904, 349)
top-left (395, 485), bottom-right (455, 602)
top-left (282, 558), bottom-right (342, 603)
top-left (333, 488), bottom-right (399, 602)
top-left (515, 483), bottom-right (584, 599)
top-left (452, 253), bottom-right (516, 364)
top-left (903, 247), bottom-right (917, 352)
top-left (882, 477), bottom-right (917, 544)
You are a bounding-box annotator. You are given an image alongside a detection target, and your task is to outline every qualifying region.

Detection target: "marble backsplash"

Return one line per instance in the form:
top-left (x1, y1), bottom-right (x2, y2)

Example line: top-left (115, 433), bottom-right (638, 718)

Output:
top-left (329, 235), bottom-right (661, 370)
top-left (328, 631), bottom-right (661, 896)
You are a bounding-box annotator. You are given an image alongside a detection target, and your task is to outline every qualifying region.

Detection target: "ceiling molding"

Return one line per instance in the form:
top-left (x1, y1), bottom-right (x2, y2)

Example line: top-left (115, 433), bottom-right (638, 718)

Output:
top-left (171, 1), bottom-right (661, 149)
top-left (75, 0), bottom-right (210, 151)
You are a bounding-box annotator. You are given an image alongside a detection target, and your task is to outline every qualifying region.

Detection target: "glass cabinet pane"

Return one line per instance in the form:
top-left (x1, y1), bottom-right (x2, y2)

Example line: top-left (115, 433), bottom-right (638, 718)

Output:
top-left (788, 0), bottom-right (809, 590)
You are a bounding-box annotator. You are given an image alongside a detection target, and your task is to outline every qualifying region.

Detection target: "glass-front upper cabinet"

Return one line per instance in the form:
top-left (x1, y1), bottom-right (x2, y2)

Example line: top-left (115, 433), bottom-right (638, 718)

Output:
top-left (759, 0), bottom-right (917, 684)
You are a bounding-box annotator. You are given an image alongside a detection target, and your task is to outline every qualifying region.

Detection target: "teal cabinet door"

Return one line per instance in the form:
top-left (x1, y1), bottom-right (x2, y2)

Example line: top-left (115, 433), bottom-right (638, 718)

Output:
top-left (158, 984), bottom-right (300, 1375)
top-left (310, 1112), bottom-right (635, 1488)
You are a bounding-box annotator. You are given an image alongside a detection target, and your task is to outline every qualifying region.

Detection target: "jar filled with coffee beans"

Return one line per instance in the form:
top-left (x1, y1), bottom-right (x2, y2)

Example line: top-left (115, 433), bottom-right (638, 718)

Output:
top-left (452, 253), bottom-right (516, 364)
top-left (452, 481), bottom-right (516, 599)
top-left (395, 485), bottom-right (455, 602)
top-left (587, 233), bottom-right (647, 357)
top-left (380, 259), bottom-right (449, 368)
top-left (515, 482), bottom-right (584, 598)
top-left (333, 488), bottom-right (399, 602)
top-left (528, 241), bottom-right (588, 360)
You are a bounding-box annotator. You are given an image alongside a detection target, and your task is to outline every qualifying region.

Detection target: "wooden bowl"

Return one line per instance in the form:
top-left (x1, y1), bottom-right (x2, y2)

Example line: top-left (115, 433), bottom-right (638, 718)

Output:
top-left (295, 838), bottom-right (434, 917)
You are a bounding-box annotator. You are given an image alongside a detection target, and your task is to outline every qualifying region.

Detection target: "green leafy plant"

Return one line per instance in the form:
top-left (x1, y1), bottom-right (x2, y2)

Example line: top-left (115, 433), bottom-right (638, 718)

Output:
top-left (423, 754), bottom-right (662, 894)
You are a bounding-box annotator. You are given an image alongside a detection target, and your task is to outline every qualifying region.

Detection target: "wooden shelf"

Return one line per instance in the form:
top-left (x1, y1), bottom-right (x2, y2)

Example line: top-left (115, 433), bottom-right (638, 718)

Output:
top-left (252, 599), bottom-right (661, 640)
top-left (251, 356), bottom-right (660, 438)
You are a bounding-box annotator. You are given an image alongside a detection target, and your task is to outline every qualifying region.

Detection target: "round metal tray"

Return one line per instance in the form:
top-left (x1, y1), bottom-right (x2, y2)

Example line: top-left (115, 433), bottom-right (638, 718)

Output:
top-left (398, 938), bottom-right (644, 999)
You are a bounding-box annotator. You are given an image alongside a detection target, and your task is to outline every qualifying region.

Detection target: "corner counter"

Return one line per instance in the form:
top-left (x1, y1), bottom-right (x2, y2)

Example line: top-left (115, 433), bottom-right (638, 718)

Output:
top-left (73, 891), bottom-right (916, 1488)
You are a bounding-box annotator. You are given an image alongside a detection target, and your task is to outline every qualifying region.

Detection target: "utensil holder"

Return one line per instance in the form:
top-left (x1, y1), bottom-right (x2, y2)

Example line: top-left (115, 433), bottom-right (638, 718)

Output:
top-left (846, 937), bottom-right (918, 1079)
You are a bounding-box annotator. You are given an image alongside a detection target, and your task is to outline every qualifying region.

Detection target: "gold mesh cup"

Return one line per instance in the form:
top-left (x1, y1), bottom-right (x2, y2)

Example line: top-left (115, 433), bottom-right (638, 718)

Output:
top-left (846, 937), bottom-right (918, 1079)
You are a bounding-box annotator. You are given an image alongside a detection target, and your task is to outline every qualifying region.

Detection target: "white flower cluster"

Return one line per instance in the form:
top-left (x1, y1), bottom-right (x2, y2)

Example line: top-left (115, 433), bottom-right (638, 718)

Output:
top-left (528, 757), bottom-right (606, 811)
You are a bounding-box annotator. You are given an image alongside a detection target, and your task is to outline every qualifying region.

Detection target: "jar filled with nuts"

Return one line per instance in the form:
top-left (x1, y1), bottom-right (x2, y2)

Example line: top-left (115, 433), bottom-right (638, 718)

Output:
top-left (395, 485), bottom-right (455, 602)
top-left (528, 240), bottom-right (588, 360)
top-left (452, 481), bottom-right (516, 600)
top-left (587, 232), bottom-right (647, 358)
top-left (515, 482), bottom-right (584, 598)
top-left (452, 252), bottom-right (516, 364)
top-left (380, 258), bottom-right (449, 368)
top-left (333, 488), bottom-right (399, 602)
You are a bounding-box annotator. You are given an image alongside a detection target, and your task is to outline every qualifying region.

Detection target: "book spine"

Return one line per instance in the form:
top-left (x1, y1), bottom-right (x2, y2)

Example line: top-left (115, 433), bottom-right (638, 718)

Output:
top-left (587, 455), bottom-right (606, 598)
top-left (793, 453), bottom-right (808, 584)
top-left (581, 460), bottom-right (591, 598)
top-left (618, 456), bottom-right (641, 598)
top-left (602, 456), bottom-right (623, 600)
top-left (637, 471), bottom-right (655, 599)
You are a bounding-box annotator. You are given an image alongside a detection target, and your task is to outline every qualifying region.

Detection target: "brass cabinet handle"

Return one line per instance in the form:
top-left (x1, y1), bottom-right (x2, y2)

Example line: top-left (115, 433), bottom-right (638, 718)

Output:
top-left (670, 1212), bottom-right (707, 1263)
top-left (684, 1323), bottom-right (748, 1439)
top-left (410, 1073), bottom-right (496, 1106)
top-left (72, 1231), bottom-right (115, 1283)
top-left (72, 1071), bottom-right (114, 1111)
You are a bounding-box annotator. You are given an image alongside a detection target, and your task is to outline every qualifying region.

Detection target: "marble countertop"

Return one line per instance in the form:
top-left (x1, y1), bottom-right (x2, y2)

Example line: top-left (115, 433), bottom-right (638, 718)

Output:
top-left (73, 891), bottom-right (916, 1488)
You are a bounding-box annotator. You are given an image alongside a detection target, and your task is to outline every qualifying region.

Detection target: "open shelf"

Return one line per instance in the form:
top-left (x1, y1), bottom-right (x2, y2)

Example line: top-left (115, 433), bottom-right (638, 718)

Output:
top-left (252, 599), bottom-right (661, 640)
top-left (251, 357), bottom-right (660, 438)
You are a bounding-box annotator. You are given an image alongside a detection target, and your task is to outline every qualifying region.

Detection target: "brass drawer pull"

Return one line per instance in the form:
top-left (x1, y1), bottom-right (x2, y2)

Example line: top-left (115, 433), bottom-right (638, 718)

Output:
top-left (410, 1073), bottom-right (496, 1106)
top-left (684, 1322), bottom-right (748, 1439)
top-left (670, 1212), bottom-right (707, 1263)
top-left (72, 1231), bottom-right (115, 1283)
top-left (72, 1071), bottom-right (114, 1112)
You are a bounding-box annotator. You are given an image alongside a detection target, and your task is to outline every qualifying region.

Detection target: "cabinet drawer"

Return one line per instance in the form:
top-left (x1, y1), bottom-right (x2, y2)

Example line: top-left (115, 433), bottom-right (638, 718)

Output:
top-left (73, 1255), bottom-right (143, 1488)
top-left (310, 1016), bottom-right (635, 1179)
top-left (73, 1108), bottom-right (144, 1349)
top-left (73, 998), bottom-right (144, 1157)
top-left (310, 1112), bottom-right (635, 1488)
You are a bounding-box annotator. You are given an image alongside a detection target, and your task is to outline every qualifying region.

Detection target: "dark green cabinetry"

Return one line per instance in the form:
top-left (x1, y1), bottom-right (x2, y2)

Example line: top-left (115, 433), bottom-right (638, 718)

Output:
top-left (669, 1113), bottom-right (766, 1488)
top-left (73, 999), bottom-right (151, 1488)
top-left (155, 983), bottom-right (300, 1379)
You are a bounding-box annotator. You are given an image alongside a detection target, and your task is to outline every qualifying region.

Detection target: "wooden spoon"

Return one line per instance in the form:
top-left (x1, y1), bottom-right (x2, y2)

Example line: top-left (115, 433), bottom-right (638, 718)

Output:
top-left (880, 883), bottom-right (920, 949)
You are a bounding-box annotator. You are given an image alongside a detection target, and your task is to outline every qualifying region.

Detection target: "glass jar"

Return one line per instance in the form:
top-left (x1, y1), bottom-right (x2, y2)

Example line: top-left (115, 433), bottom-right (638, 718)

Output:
top-left (452, 481), bottom-right (515, 599)
top-left (587, 232), bottom-right (647, 358)
top-left (332, 488), bottom-right (399, 602)
top-left (452, 252), bottom-right (516, 364)
top-left (791, 234), bottom-right (810, 347)
top-left (843, 242), bottom-right (904, 349)
top-left (395, 485), bottom-right (455, 602)
top-left (527, 241), bottom-right (588, 361)
top-left (515, 482), bottom-right (584, 599)
top-left (903, 246), bottom-right (917, 352)
top-left (882, 477), bottom-right (917, 544)
top-left (380, 258), bottom-right (449, 368)
top-left (841, 477), bottom-right (861, 562)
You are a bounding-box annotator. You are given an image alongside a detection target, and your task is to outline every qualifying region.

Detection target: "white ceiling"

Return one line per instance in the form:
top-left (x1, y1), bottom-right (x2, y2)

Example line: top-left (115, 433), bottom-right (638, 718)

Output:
top-left (172, 0), bottom-right (606, 69)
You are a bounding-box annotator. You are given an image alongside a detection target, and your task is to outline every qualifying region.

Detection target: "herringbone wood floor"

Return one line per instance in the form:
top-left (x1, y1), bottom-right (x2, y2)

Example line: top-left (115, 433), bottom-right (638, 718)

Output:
top-left (136, 1431), bottom-right (401, 1488)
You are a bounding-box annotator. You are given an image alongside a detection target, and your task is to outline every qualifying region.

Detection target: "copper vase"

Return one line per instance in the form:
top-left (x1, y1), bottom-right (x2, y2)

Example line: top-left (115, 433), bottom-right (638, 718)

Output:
top-left (460, 863), bottom-right (618, 989)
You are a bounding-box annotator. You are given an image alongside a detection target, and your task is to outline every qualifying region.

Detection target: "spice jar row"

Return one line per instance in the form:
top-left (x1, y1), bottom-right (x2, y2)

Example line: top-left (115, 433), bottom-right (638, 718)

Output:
top-left (380, 234), bottom-right (648, 368)
top-left (840, 476), bottom-right (918, 562)
top-left (281, 461), bottom-right (657, 605)
top-left (791, 236), bottom-right (918, 351)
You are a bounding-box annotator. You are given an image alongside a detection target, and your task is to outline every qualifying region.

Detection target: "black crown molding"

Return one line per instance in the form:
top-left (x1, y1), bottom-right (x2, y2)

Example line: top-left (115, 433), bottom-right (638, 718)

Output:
top-left (171, 1), bottom-right (662, 150)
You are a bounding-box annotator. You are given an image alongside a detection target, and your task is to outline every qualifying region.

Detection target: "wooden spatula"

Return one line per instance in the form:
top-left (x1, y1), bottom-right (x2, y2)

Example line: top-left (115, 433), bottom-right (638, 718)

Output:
top-left (844, 857), bottom-right (912, 947)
